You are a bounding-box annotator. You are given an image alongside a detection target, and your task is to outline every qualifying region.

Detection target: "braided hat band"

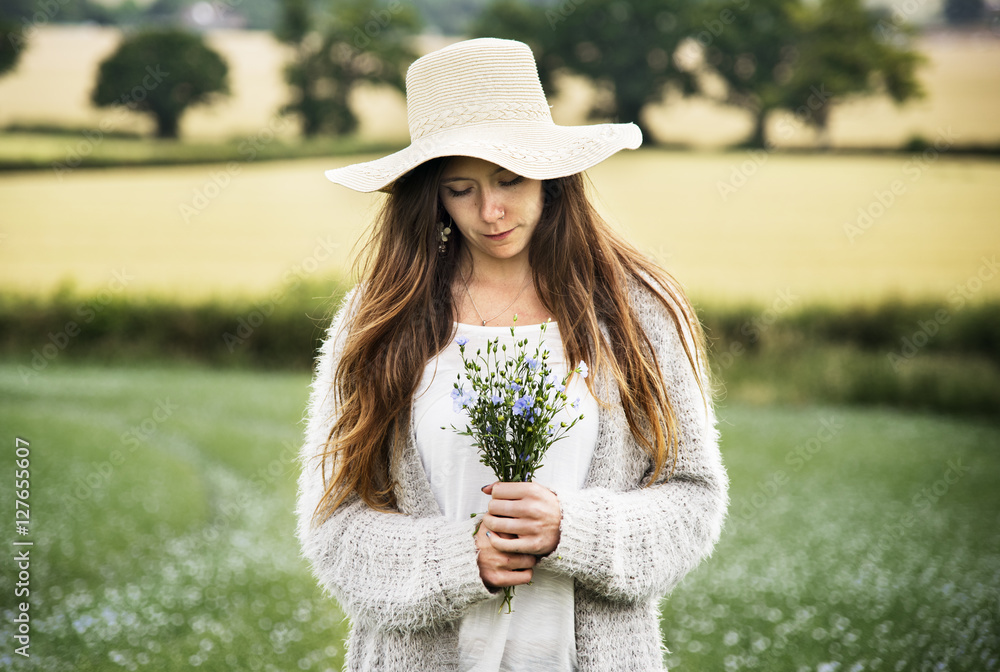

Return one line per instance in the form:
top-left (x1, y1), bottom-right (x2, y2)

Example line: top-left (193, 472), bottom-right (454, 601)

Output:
top-left (323, 37), bottom-right (642, 193)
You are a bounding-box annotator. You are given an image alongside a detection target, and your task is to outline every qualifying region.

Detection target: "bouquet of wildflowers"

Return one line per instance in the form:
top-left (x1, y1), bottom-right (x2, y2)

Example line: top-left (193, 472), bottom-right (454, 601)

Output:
top-left (447, 316), bottom-right (587, 612)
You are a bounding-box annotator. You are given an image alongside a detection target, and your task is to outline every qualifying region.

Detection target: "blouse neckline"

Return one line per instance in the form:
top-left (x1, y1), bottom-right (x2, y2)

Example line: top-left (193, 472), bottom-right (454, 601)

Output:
top-left (453, 320), bottom-right (559, 333)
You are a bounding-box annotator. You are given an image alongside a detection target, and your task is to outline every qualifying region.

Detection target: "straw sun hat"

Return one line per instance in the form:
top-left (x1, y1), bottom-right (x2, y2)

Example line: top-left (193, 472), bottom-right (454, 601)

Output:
top-left (323, 37), bottom-right (642, 193)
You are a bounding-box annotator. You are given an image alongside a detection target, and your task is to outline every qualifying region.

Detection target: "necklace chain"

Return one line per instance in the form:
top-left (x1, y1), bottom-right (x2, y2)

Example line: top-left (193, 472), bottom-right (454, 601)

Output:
top-left (460, 267), bottom-right (531, 326)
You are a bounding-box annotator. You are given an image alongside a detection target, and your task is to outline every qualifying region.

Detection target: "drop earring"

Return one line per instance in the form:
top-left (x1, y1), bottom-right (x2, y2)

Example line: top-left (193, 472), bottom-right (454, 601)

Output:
top-left (437, 219), bottom-right (452, 256)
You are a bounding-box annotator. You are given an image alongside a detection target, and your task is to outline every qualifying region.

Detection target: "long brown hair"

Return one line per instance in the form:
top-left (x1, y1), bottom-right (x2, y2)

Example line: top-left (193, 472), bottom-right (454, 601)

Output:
top-left (312, 156), bottom-right (710, 523)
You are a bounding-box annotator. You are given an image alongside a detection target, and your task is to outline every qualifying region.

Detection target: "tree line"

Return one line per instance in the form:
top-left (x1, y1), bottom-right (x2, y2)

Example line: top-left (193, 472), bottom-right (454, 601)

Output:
top-left (3, 0), bottom-right (973, 147)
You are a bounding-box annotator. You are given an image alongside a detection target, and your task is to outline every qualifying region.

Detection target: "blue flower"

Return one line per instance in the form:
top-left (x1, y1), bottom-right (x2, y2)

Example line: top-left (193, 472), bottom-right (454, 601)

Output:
top-left (571, 397), bottom-right (581, 409)
top-left (577, 360), bottom-right (589, 379)
top-left (490, 392), bottom-right (503, 404)
top-left (526, 357), bottom-right (539, 370)
top-left (545, 372), bottom-right (565, 392)
top-left (456, 336), bottom-right (468, 347)
top-left (452, 387), bottom-right (474, 412)
top-left (512, 393), bottom-right (535, 420)
top-left (508, 381), bottom-right (522, 393)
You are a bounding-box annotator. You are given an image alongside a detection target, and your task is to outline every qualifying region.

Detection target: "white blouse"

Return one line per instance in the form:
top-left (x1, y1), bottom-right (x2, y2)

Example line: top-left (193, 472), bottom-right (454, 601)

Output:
top-left (413, 320), bottom-right (599, 672)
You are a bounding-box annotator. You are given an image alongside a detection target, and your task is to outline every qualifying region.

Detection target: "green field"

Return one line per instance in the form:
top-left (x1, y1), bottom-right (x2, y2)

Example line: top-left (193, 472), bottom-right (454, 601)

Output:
top-left (2, 361), bottom-right (997, 670)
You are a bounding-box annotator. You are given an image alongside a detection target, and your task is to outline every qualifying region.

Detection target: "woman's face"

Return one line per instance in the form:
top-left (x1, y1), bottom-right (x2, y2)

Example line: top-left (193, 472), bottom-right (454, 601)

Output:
top-left (438, 156), bottom-right (544, 268)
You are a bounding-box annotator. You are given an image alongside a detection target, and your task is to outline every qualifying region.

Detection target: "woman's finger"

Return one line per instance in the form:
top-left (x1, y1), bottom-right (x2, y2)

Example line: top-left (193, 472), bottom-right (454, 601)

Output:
top-left (477, 523), bottom-right (537, 588)
top-left (486, 528), bottom-right (549, 556)
top-left (491, 567), bottom-right (533, 587)
top-left (481, 513), bottom-right (529, 537)
top-left (495, 549), bottom-right (536, 571)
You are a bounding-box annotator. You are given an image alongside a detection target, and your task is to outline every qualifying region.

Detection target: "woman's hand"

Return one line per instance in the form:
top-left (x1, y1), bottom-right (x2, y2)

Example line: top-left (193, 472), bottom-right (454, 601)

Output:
top-left (475, 520), bottom-right (536, 590)
top-left (480, 481), bottom-right (562, 557)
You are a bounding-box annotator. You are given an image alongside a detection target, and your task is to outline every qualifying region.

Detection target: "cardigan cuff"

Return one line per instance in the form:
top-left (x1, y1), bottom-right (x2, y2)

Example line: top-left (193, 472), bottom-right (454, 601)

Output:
top-left (535, 487), bottom-right (610, 579)
top-left (433, 519), bottom-right (497, 613)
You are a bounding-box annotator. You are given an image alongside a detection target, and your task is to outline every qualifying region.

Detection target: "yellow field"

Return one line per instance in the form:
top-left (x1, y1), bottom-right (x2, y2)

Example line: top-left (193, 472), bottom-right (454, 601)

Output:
top-left (1, 151), bottom-right (997, 305)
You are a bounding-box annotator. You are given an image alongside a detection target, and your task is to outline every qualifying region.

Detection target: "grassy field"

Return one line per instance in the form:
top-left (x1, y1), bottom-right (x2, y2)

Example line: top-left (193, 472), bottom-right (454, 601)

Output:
top-left (1, 361), bottom-right (998, 670)
top-left (1, 151), bottom-right (998, 306)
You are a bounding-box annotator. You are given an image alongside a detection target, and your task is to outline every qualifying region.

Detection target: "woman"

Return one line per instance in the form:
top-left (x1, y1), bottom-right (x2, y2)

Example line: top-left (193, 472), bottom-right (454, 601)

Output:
top-left (296, 37), bottom-right (728, 671)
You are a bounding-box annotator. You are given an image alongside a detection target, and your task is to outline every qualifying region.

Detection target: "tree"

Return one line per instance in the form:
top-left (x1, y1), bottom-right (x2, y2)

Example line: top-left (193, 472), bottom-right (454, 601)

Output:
top-left (470, 0), bottom-right (555, 90)
top-left (1, 0), bottom-right (34, 78)
top-left (277, 0), bottom-right (421, 137)
top-left (1, 16), bottom-right (23, 79)
top-left (785, 0), bottom-right (924, 143)
top-left (692, 0), bottom-right (923, 147)
top-left (91, 28), bottom-right (230, 139)
top-left (473, 0), bottom-right (697, 142)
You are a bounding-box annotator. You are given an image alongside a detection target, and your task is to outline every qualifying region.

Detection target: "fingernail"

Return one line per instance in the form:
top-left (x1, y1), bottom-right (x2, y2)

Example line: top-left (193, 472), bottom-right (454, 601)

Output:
top-left (481, 484), bottom-right (490, 492)
top-left (485, 531), bottom-right (491, 538)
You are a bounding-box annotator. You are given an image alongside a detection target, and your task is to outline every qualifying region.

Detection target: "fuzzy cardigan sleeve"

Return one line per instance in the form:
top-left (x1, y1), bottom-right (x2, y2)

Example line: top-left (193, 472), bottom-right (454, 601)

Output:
top-left (295, 287), bottom-right (495, 634)
top-left (536, 278), bottom-right (729, 603)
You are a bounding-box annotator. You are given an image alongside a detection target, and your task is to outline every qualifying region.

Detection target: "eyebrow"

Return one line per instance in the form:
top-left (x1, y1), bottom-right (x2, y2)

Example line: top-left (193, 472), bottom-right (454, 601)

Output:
top-left (440, 166), bottom-right (508, 185)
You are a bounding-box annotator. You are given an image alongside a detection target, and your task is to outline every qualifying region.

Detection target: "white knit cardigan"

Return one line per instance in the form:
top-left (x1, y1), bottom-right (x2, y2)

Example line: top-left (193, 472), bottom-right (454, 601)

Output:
top-left (295, 278), bottom-right (729, 671)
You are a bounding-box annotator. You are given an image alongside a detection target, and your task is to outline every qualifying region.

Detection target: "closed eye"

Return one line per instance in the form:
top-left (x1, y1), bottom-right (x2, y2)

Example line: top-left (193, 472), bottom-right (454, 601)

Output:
top-left (444, 175), bottom-right (523, 198)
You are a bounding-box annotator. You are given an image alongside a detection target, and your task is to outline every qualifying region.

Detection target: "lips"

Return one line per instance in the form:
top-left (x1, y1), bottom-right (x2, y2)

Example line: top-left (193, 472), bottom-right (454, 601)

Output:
top-left (484, 228), bottom-right (514, 241)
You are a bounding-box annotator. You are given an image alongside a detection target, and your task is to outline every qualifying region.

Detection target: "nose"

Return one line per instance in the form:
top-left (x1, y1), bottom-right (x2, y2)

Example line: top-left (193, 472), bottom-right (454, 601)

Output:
top-left (480, 188), bottom-right (506, 224)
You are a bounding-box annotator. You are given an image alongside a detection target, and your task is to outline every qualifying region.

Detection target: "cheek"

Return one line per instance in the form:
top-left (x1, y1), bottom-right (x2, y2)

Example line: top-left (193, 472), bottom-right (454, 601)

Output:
top-left (442, 200), bottom-right (477, 238)
top-left (526, 186), bottom-right (545, 222)
top-left (441, 199), bottom-right (466, 224)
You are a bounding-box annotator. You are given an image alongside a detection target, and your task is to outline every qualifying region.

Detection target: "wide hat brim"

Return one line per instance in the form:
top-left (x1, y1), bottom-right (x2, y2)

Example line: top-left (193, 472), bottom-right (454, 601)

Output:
top-left (325, 120), bottom-right (642, 193)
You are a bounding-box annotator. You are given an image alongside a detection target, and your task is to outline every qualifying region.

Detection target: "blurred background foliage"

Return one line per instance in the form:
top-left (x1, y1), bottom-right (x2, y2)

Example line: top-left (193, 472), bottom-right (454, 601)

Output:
top-left (0, 0), bottom-right (994, 146)
top-left (2, 281), bottom-right (998, 416)
top-left (472, 0), bottom-right (926, 147)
